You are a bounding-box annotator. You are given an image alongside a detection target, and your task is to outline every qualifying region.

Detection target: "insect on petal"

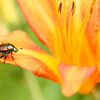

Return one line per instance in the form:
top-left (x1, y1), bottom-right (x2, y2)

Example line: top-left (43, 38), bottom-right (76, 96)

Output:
top-left (0, 30), bottom-right (61, 83)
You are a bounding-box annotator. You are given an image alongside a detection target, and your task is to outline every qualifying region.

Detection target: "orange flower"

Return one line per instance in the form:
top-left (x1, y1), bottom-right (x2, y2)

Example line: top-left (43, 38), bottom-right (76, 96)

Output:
top-left (0, 0), bottom-right (100, 96)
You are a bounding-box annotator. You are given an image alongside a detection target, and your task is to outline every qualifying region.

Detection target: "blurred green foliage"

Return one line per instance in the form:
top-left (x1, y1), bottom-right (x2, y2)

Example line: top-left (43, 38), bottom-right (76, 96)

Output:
top-left (0, 63), bottom-right (93, 100)
top-left (0, 0), bottom-right (97, 100)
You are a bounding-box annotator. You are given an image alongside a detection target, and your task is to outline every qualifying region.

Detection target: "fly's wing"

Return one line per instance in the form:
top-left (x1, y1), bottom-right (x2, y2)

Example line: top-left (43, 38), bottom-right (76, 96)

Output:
top-left (0, 43), bottom-right (10, 52)
top-left (0, 45), bottom-right (8, 52)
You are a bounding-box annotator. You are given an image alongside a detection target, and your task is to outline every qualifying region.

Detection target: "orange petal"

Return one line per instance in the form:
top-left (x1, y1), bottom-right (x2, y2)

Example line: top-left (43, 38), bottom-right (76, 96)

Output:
top-left (0, 30), bottom-right (60, 83)
top-left (14, 53), bottom-right (60, 83)
top-left (94, 69), bottom-right (100, 83)
top-left (59, 62), bottom-right (96, 96)
top-left (80, 0), bottom-right (93, 17)
top-left (85, 0), bottom-right (100, 53)
top-left (79, 68), bottom-right (98, 94)
top-left (17, 0), bottom-right (58, 55)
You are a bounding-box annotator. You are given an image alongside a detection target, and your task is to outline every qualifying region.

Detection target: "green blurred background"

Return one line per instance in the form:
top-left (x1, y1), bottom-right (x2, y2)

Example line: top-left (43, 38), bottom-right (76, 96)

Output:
top-left (0, 0), bottom-right (98, 100)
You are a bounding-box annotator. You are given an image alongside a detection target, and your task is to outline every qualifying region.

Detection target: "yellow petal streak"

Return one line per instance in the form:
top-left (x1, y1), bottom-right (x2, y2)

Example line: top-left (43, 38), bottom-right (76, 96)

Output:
top-left (71, 0), bottom-right (82, 37)
top-left (96, 30), bottom-right (100, 71)
top-left (62, 0), bottom-right (68, 43)
top-left (67, 1), bottom-right (75, 47)
top-left (17, 49), bottom-right (61, 78)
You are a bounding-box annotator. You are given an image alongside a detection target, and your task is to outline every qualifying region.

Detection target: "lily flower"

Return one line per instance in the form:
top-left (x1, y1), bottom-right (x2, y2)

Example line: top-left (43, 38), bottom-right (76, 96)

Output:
top-left (0, 0), bottom-right (100, 96)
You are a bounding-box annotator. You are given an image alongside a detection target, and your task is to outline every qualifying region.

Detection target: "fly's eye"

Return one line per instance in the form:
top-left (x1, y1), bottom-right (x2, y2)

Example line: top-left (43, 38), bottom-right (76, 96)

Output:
top-left (13, 48), bottom-right (18, 52)
top-left (7, 45), bottom-right (13, 50)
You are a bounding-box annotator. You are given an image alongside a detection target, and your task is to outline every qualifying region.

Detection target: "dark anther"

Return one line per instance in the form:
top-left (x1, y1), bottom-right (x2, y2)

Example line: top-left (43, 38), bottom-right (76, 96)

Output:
top-left (90, 0), bottom-right (96, 16)
top-left (71, 1), bottom-right (75, 15)
top-left (90, 7), bottom-right (93, 14)
top-left (58, 2), bottom-right (62, 13)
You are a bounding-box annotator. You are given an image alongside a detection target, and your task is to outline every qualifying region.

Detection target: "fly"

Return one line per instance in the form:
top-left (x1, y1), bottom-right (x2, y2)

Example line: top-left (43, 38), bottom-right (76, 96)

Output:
top-left (0, 43), bottom-right (20, 64)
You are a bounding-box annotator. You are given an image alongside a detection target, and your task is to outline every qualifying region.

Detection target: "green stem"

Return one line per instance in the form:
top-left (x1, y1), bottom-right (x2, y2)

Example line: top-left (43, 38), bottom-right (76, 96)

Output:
top-left (24, 70), bottom-right (45, 100)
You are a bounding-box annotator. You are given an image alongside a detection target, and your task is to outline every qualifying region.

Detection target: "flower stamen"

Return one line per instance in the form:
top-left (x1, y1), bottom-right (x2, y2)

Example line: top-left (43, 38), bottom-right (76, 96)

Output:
top-left (58, 2), bottom-right (62, 13)
top-left (67, 1), bottom-right (76, 47)
top-left (71, 1), bottom-right (75, 15)
top-left (74, 0), bottom-right (96, 64)
top-left (50, 1), bottom-right (71, 62)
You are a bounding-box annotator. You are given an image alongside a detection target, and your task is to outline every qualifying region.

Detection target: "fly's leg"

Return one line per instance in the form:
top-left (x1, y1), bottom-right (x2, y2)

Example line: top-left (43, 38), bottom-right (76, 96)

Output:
top-left (0, 53), bottom-right (7, 64)
top-left (4, 55), bottom-right (7, 64)
top-left (0, 53), bottom-right (5, 58)
top-left (0, 51), bottom-right (10, 64)
top-left (11, 52), bottom-right (14, 60)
